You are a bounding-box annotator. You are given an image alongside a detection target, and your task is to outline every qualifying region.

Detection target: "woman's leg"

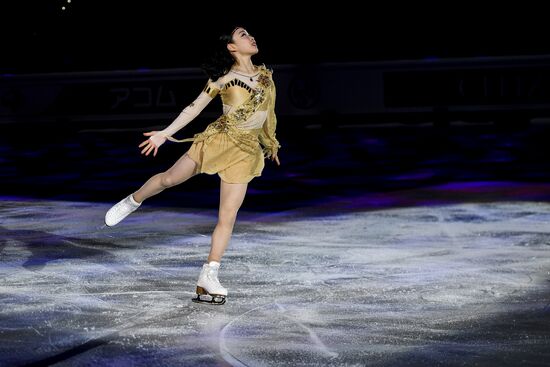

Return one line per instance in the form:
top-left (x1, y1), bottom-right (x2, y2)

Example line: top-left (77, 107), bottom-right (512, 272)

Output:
top-left (133, 152), bottom-right (198, 203)
top-left (207, 180), bottom-right (248, 262)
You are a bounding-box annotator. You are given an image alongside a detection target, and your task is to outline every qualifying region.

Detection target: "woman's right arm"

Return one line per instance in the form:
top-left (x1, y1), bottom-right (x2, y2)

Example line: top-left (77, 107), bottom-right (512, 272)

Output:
top-left (148, 79), bottom-right (221, 147)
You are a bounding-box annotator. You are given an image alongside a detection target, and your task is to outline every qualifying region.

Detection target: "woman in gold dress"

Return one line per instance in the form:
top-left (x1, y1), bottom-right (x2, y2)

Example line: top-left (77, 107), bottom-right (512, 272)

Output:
top-left (104, 26), bottom-right (280, 305)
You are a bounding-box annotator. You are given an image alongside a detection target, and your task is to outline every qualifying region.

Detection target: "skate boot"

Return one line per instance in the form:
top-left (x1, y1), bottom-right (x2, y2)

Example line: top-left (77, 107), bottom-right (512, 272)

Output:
top-left (104, 194), bottom-right (141, 227)
top-left (192, 261), bottom-right (227, 305)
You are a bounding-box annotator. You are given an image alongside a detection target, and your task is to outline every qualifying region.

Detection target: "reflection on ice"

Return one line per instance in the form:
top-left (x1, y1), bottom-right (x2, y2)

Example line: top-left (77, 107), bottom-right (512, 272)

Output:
top-left (0, 199), bottom-right (549, 366)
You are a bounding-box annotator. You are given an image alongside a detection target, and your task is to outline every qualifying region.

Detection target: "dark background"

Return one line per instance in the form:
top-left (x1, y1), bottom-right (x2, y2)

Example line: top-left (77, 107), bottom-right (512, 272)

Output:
top-left (2, 1), bottom-right (550, 74)
top-left (3, 1), bottom-right (550, 209)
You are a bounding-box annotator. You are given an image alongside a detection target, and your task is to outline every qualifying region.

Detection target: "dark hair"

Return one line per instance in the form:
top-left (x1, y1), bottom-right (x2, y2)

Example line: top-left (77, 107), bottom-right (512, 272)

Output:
top-left (200, 27), bottom-right (241, 81)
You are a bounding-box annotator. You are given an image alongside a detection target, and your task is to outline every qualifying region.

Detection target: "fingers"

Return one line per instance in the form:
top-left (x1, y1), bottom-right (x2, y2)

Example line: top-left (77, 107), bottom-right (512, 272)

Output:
top-left (270, 154), bottom-right (280, 166)
top-left (141, 142), bottom-right (154, 155)
top-left (139, 132), bottom-right (160, 157)
top-left (139, 137), bottom-right (154, 148)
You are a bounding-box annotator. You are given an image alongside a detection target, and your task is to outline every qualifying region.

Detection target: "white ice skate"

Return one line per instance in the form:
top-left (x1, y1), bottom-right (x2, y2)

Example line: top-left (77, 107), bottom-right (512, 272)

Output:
top-left (192, 261), bottom-right (227, 305)
top-left (104, 194), bottom-right (141, 227)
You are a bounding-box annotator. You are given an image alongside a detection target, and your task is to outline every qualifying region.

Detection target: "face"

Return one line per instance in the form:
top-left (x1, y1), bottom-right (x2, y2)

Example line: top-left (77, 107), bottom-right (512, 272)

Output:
top-left (227, 27), bottom-right (258, 55)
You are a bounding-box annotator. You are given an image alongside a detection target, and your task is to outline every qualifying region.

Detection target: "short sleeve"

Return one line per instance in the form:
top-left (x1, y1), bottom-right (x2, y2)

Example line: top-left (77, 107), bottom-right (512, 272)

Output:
top-left (202, 79), bottom-right (221, 98)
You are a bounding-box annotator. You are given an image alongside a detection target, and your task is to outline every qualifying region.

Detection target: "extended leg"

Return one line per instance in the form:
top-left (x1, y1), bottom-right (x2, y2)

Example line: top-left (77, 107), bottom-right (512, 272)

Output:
top-left (133, 152), bottom-right (198, 203)
top-left (105, 152), bottom-right (198, 227)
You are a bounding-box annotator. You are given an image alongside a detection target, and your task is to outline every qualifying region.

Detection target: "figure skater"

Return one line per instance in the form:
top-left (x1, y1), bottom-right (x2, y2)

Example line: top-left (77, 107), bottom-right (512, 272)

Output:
top-left (104, 26), bottom-right (281, 305)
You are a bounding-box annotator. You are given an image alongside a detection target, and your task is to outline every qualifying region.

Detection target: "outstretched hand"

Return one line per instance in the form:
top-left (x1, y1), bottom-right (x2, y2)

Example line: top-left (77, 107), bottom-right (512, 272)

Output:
top-left (139, 131), bottom-right (166, 157)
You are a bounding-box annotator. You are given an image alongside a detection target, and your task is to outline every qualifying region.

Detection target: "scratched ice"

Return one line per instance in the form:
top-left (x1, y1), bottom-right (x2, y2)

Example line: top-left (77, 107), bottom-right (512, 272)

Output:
top-left (0, 198), bottom-right (549, 366)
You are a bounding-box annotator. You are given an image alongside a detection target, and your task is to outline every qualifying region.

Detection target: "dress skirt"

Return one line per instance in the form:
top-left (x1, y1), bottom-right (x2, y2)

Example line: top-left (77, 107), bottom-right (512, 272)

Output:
top-left (185, 127), bottom-right (265, 184)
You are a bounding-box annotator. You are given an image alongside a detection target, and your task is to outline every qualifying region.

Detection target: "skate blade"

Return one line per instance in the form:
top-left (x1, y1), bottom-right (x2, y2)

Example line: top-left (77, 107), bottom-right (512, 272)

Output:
top-left (192, 292), bottom-right (226, 305)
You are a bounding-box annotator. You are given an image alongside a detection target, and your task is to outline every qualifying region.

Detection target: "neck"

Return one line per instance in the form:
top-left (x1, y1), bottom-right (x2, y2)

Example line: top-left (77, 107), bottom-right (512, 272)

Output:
top-left (232, 56), bottom-right (255, 73)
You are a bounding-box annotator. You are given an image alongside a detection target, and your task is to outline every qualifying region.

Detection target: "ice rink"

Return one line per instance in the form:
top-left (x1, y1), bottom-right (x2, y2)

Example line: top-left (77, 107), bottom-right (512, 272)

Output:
top-left (3, 6), bottom-right (550, 365)
top-left (1, 185), bottom-right (549, 366)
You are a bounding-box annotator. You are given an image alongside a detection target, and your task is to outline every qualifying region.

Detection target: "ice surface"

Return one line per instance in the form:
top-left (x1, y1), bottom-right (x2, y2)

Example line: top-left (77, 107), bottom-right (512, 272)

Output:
top-left (0, 198), bottom-right (549, 366)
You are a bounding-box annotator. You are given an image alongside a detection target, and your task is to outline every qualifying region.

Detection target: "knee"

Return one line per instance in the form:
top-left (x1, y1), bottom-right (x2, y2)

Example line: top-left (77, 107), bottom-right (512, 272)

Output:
top-left (160, 172), bottom-right (176, 188)
top-left (218, 208), bottom-right (239, 227)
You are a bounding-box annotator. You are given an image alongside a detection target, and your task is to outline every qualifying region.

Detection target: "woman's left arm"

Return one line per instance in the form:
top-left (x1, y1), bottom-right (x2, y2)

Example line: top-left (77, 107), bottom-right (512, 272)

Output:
top-left (258, 80), bottom-right (281, 164)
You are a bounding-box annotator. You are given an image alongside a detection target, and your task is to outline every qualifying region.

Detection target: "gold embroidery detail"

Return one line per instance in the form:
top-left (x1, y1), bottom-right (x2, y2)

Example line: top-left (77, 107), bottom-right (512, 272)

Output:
top-left (223, 79), bottom-right (254, 94)
top-left (202, 82), bottom-right (220, 98)
top-left (166, 66), bottom-right (275, 156)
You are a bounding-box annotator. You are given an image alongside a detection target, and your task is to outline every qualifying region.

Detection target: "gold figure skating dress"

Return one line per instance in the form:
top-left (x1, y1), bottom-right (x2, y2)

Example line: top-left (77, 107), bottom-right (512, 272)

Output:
top-left (150, 64), bottom-right (280, 184)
